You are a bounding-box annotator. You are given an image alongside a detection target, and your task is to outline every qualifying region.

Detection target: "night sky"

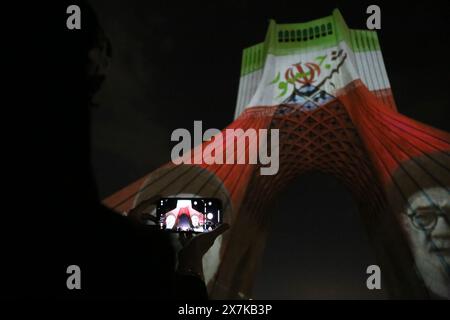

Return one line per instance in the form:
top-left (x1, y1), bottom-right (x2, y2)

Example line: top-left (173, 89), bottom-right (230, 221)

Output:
top-left (88, 0), bottom-right (450, 299)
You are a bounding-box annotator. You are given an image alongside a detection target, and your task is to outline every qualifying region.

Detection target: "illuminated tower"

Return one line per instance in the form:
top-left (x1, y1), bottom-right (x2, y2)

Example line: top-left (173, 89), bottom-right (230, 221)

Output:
top-left (105, 10), bottom-right (450, 299)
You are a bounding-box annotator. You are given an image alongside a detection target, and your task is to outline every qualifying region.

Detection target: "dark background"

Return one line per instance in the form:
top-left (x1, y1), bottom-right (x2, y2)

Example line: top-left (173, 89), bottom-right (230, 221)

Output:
top-left (88, 0), bottom-right (450, 299)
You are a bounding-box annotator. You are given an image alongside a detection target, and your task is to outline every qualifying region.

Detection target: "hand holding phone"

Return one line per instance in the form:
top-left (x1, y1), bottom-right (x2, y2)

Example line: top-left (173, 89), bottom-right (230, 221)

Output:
top-left (127, 196), bottom-right (229, 281)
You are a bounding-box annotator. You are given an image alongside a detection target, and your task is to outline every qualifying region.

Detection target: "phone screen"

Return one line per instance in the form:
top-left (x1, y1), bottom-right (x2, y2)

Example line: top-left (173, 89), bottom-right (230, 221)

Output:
top-left (156, 198), bottom-right (222, 233)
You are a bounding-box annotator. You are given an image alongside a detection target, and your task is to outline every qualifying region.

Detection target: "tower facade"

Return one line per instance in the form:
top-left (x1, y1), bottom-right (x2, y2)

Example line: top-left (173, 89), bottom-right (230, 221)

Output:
top-left (105, 10), bottom-right (450, 299)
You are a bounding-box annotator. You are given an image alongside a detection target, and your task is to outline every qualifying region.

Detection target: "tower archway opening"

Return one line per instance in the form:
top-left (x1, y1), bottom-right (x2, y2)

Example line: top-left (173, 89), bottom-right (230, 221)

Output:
top-left (252, 172), bottom-right (388, 299)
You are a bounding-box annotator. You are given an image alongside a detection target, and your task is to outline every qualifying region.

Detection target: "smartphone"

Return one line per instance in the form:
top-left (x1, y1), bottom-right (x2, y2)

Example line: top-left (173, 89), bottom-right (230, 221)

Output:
top-left (156, 198), bottom-right (223, 233)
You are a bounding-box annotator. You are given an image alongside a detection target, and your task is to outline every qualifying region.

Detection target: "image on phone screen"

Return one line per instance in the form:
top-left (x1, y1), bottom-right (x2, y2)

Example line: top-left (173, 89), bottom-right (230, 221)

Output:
top-left (156, 198), bottom-right (222, 233)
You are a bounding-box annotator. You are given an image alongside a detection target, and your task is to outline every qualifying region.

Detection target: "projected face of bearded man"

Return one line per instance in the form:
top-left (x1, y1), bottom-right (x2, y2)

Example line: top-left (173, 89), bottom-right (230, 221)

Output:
top-left (400, 187), bottom-right (450, 298)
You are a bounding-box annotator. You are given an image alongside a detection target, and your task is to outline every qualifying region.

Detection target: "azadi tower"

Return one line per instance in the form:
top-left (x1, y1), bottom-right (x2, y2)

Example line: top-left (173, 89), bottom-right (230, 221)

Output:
top-left (104, 10), bottom-right (450, 299)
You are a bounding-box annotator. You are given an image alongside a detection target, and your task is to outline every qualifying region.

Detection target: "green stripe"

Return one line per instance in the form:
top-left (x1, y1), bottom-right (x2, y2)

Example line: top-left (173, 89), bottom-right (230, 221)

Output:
top-left (240, 9), bottom-right (383, 76)
top-left (241, 43), bottom-right (265, 76)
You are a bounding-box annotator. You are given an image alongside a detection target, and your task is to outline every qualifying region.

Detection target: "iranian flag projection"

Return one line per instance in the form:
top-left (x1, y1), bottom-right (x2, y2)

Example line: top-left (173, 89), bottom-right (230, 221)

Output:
top-left (104, 9), bottom-right (450, 299)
